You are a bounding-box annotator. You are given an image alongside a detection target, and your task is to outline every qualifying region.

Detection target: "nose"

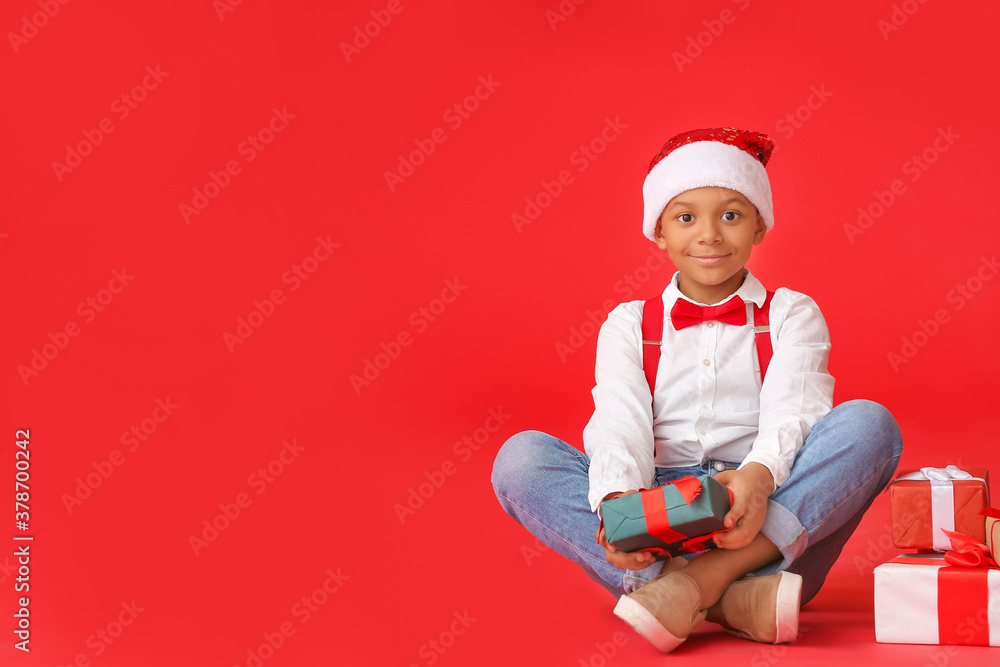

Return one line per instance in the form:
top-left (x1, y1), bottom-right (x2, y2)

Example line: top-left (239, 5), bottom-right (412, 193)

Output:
top-left (695, 219), bottom-right (723, 244)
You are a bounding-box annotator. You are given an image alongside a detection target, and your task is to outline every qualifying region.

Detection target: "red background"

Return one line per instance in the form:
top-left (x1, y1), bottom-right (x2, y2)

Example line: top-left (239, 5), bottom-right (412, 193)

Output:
top-left (2, 1), bottom-right (999, 665)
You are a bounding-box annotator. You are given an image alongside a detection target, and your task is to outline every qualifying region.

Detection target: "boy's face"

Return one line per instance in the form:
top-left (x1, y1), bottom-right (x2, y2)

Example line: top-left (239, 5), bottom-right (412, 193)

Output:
top-left (654, 186), bottom-right (767, 304)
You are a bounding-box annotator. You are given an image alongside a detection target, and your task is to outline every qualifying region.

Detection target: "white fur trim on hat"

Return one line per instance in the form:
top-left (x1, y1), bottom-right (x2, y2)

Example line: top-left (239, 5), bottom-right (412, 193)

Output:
top-left (642, 140), bottom-right (773, 241)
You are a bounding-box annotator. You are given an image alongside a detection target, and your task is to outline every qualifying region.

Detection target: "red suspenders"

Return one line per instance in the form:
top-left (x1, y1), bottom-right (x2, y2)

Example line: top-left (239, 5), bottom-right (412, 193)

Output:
top-left (641, 297), bottom-right (665, 401)
top-left (640, 291), bottom-right (775, 405)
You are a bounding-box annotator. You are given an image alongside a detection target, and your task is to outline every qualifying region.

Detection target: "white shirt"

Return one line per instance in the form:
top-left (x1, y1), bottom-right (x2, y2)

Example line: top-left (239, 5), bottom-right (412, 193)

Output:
top-left (583, 270), bottom-right (835, 512)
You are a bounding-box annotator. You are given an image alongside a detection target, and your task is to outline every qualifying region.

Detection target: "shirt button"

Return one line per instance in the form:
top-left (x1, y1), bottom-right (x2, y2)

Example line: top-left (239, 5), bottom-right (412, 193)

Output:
top-left (714, 461), bottom-right (726, 472)
top-left (698, 428), bottom-right (706, 436)
top-left (700, 405), bottom-right (709, 412)
top-left (707, 322), bottom-right (716, 328)
top-left (703, 359), bottom-right (711, 366)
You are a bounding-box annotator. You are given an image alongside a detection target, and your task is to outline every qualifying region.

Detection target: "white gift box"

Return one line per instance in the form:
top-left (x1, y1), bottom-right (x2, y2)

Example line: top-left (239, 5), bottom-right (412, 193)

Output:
top-left (874, 553), bottom-right (1000, 646)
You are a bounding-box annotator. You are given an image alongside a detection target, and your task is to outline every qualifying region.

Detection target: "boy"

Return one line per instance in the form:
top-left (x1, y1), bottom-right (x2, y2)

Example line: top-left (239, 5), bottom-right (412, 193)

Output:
top-left (491, 128), bottom-right (902, 653)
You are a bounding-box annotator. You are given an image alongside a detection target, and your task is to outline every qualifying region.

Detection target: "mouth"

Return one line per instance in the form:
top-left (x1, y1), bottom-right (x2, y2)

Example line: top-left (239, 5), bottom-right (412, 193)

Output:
top-left (690, 254), bottom-right (730, 266)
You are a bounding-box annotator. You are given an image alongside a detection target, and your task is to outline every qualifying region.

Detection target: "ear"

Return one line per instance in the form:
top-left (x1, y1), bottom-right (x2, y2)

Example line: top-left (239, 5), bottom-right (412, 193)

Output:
top-left (752, 213), bottom-right (767, 245)
top-left (653, 215), bottom-right (669, 250)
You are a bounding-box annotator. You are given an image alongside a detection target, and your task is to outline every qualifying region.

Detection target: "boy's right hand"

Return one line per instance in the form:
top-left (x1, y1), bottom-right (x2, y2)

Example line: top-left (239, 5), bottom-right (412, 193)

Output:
top-left (596, 490), bottom-right (659, 570)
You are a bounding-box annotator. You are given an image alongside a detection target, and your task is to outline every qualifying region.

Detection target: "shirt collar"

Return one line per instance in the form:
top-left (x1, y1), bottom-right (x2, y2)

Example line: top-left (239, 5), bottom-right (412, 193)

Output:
top-left (662, 269), bottom-right (768, 308)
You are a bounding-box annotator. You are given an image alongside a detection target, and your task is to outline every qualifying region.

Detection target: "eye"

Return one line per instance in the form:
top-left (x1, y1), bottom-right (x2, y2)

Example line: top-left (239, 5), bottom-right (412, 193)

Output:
top-left (678, 213), bottom-right (694, 223)
top-left (722, 211), bottom-right (739, 221)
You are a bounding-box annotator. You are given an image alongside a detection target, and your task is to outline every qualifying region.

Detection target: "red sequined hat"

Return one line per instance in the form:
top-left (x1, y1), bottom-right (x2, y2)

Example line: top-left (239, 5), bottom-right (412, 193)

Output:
top-left (642, 127), bottom-right (775, 241)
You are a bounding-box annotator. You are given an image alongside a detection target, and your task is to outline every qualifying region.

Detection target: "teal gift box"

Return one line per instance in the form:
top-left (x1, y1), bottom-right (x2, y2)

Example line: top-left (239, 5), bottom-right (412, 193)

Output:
top-left (600, 475), bottom-right (733, 557)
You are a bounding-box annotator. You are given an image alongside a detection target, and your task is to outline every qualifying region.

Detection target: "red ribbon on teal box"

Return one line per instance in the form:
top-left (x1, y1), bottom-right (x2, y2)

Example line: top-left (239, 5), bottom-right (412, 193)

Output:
top-left (599, 475), bottom-right (733, 558)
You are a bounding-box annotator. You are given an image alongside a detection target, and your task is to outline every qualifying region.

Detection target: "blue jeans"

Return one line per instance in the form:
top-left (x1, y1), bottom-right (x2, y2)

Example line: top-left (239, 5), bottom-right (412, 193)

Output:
top-left (491, 400), bottom-right (902, 604)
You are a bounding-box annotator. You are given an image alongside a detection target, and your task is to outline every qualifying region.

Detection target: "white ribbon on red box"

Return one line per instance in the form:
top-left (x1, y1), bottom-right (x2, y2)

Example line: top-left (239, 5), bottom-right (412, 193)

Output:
top-left (896, 466), bottom-right (988, 551)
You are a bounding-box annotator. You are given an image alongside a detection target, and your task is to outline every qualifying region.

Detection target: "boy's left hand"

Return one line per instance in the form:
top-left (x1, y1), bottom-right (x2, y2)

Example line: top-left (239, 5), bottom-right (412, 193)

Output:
top-left (711, 463), bottom-right (775, 550)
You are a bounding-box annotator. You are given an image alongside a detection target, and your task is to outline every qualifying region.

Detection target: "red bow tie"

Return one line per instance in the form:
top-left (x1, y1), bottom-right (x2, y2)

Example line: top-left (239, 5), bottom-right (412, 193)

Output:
top-left (670, 295), bottom-right (746, 330)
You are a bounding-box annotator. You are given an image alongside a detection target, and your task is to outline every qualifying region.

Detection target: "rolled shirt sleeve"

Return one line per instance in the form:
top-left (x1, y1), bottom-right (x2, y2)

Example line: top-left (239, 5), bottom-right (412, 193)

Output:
top-left (739, 291), bottom-right (835, 488)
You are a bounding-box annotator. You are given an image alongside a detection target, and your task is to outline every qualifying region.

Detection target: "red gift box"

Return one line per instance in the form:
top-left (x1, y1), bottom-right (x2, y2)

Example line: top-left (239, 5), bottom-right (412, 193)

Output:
top-left (889, 465), bottom-right (990, 550)
top-left (875, 549), bottom-right (1000, 646)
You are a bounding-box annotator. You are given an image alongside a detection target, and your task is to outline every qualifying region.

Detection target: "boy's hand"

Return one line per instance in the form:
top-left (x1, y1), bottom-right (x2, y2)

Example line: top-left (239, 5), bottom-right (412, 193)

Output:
top-left (596, 490), bottom-right (660, 570)
top-left (711, 463), bottom-right (775, 550)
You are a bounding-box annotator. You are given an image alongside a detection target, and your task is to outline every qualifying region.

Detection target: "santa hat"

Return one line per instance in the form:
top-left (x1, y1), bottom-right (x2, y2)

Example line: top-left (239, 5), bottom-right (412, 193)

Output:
top-left (642, 127), bottom-right (775, 241)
